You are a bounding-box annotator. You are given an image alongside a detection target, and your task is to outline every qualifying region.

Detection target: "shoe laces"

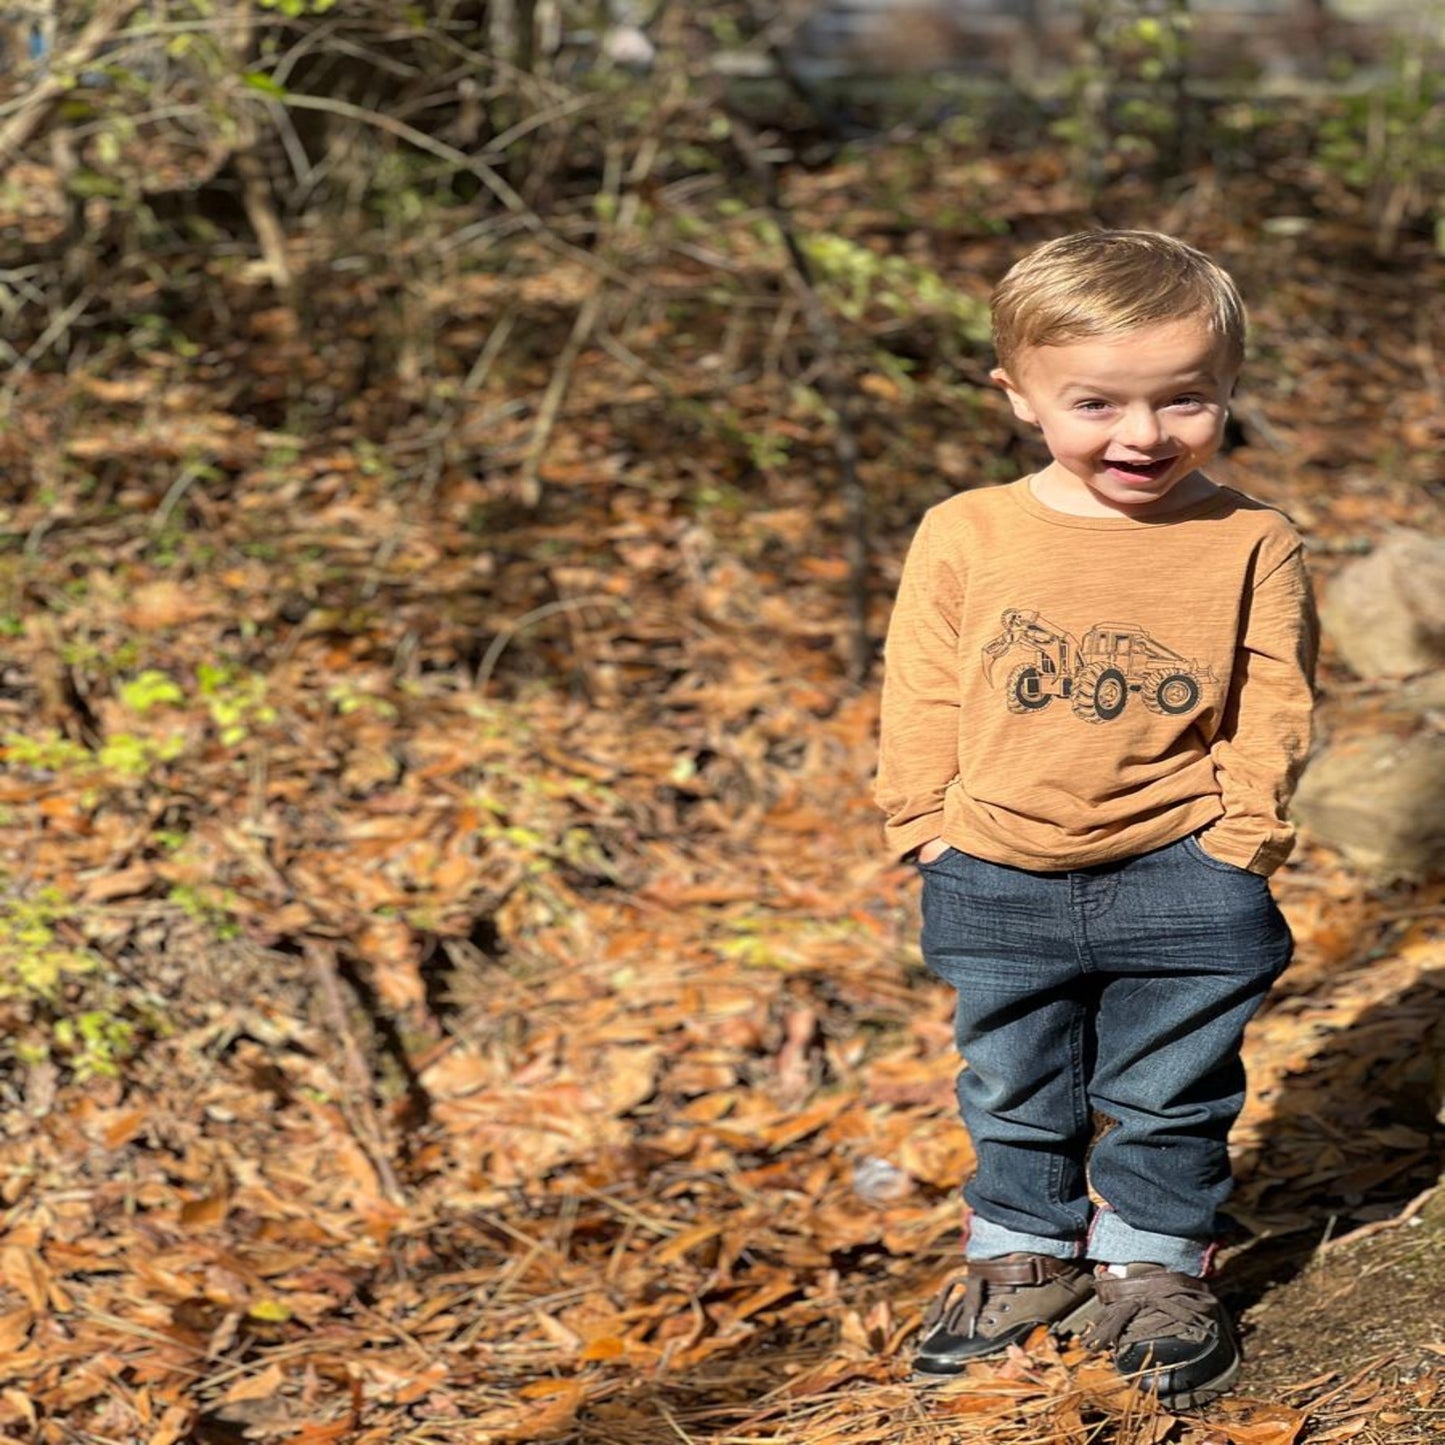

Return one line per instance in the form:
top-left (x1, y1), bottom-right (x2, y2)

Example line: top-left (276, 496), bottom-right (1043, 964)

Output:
top-left (926, 1275), bottom-right (993, 1337)
top-left (1084, 1273), bottom-right (1216, 1350)
top-left (926, 1257), bottom-right (1075, 1339)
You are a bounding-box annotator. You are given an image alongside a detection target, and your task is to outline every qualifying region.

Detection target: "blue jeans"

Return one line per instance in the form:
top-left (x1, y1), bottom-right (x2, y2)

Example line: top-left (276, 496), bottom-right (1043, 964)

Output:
top-left (917, 834), bottom-right (1291, 1275)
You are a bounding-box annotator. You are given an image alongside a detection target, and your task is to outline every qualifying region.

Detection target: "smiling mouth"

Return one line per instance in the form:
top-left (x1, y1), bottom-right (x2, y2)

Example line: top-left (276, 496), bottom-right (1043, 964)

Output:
top-left (1104, 458), bottom-right (1176, 479)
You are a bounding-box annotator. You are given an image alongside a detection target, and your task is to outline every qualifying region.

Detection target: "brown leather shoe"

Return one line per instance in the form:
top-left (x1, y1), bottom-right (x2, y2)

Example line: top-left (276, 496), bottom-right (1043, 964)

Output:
top-left (913, 1253), bottom-right (1097, 1378)
top-left (1083, 1265), bottom-right (1241, 1409)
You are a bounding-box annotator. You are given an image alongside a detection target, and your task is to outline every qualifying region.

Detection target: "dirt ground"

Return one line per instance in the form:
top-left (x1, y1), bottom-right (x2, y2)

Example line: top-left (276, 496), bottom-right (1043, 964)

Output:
top-left (1228, 1186), bottom-right (1445, 1441)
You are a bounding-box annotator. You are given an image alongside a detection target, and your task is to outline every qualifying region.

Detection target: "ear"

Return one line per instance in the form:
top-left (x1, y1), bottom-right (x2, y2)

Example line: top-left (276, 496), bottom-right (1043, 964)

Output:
top-left (991, 367), bottom-right (1039, 425)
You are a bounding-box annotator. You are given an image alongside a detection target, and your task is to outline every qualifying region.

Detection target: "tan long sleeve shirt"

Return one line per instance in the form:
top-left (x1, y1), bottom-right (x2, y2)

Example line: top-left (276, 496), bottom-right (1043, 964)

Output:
top-left (875, 478), bottom-right (1317, 875)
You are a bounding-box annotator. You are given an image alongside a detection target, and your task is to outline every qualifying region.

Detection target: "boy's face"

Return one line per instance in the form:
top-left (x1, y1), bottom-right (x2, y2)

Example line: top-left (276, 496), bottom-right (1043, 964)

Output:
top-left (991, 318), bottom-right (1237, 517)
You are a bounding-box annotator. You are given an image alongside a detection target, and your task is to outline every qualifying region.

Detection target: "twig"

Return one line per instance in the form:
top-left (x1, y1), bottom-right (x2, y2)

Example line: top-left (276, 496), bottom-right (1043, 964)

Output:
top-left (1296, 1351), bottom-right (1397, 1416)
top-left (476, 595), bottom-right (627, 695)
top-left (0, 0), bottom-right (143, 163)
top-left (565, 1180), bottom-right (681, 1238)
top-left (656, 1396), bottom-right (701, 1445)
top-left (304, 939), bottom-right (406, 1206)
top-left (462, 307), bottom-right (519, 393)
top-left (236, 146), bottom-right (295, 302)
top-left (596, 328), bottom-right (676, 398)
top-left (275, 90), bottom-right (539, 234)
top-left (1316, 1180), bottom-right (1442, 1256)
top-left (724, 111), bottom-right (873, 686)
top-left (0, 287), bottom-right (94, 406)
top-left (517, 283), bottom-right (605, 506)
top-left (515, 70), bottom-right (682, 505)
top-left (478, 90), bottom-right (605, 164)
top-left (151, 458), bottom-right (209, 533)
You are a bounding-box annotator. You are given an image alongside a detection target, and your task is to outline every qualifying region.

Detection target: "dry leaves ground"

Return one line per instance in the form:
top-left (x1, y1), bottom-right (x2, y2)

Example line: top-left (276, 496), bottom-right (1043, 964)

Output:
top-left (0, 129), bottom-right (1440, 1445)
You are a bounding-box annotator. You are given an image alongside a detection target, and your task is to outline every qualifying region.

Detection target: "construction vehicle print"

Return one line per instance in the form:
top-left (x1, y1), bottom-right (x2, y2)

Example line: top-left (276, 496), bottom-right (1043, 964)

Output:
top-left (981, 609), bottom-right (1216, 724)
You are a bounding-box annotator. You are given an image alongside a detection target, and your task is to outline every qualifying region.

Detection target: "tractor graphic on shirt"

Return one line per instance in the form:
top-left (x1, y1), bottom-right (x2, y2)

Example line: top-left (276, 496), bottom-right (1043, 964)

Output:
top-left (981, 609), bottom-right (1216, 723)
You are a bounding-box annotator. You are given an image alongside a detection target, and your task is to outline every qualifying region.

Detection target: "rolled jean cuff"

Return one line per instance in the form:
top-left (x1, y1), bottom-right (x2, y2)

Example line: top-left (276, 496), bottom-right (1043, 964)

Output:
top-left (965, 1213), bottom-right (1084, 1262)
top-left (1087, 1208), bottom-right (1214, 1276)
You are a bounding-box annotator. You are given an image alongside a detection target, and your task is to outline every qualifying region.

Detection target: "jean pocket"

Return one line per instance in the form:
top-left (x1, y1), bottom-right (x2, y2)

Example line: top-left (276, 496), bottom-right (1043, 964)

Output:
top-left (914, 845), bottom-right (960, 871)
top-left (1181, 833), bottom-right (1258, 878)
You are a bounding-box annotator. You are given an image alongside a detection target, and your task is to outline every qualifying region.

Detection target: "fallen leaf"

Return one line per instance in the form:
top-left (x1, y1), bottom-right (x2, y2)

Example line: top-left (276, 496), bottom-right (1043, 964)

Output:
top-left (223, 1362), bottom-right (286, 1404)
top-left (0, 1247), bottom-right (50, 1313)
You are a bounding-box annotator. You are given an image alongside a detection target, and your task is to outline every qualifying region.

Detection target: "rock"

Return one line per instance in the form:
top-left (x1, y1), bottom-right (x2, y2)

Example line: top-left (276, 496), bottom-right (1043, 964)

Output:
top-left (601, 24), bottom-right (655, 69)
top-left (1294, 725), bottom-right (1445, 881)
top-left (1319, 530), bottom-right (1445, 680)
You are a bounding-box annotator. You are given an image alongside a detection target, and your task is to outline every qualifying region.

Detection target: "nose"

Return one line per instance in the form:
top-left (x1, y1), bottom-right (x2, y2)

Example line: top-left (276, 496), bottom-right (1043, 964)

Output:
top-left (1117, 405), bottom-right (1166, 450)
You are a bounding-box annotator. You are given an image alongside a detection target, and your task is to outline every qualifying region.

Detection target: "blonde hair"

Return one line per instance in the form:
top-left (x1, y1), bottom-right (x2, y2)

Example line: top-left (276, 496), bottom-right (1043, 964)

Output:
top-left (991, 231), bottom-right (1246, 374)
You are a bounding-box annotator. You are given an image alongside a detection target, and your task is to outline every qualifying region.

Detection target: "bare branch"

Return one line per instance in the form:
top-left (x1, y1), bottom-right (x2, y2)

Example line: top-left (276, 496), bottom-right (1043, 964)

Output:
top-left (274, 89), bottom-right (537, 228)
top-left (0, 0), bottom-right (144, 164)
top-left (725, 110), bottom-right (874, 687)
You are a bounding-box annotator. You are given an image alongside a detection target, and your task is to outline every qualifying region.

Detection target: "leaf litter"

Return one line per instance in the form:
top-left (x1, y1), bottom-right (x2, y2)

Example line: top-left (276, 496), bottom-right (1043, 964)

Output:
top-left (0, 124), bottom-right (1438, 1445)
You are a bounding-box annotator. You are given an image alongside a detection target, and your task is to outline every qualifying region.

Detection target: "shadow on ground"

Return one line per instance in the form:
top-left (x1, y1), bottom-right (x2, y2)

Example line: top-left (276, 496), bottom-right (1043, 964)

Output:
top-left (1223, 961), bottom-right (1445, 1395)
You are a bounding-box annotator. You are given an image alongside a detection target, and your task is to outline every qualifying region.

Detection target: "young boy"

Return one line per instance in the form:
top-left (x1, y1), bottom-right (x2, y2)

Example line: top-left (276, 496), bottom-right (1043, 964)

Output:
top-left (874, 231), bottom-right (1316, 1408)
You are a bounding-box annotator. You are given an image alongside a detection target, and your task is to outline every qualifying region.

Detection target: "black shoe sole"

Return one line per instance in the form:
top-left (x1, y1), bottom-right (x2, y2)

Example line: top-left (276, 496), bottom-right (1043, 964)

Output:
top-left (1133, 1356), bottom-right (1242, 1411)
top-left (911, 1294), bottom-right (1100, 1382)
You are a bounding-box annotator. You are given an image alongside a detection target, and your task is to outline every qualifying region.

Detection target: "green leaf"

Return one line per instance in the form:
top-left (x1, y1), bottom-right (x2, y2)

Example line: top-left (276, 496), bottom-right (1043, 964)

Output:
top-left (242, 70), bottom-right (288, 98)
top-left (120, 670), bottom-right (185, 714)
